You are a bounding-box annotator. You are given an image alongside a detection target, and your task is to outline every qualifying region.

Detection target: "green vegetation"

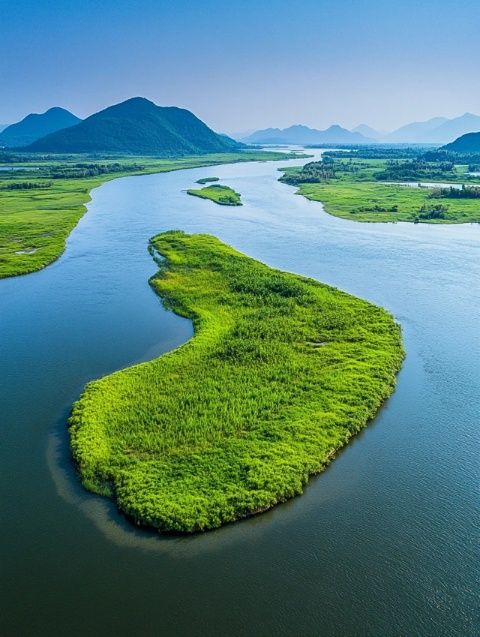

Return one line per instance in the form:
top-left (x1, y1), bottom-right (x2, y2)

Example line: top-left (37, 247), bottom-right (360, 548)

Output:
top-left (0, 106), bottom-right (80, 148)
top-left (26, 97), bottom-right (241, 155)
top-left (280, 151), bottom-right (480, 223)
top-left (69, 231), bottom-right (404, 533)
top-left (196, 176), bottom-right (219, 184)
top-left (187, 183), bottom-right (242, 205)
top-left (442, 131), bottom-right (480, 154)
top-left (0, 150), bottom-right (297, 278)
top-left (429, 185), bottom-right (480, 199)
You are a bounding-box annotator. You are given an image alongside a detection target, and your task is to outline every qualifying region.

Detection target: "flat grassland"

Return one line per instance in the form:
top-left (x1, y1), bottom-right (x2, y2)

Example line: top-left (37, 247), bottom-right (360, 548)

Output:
top-left (187, 183), bottom-right (242, 205)
top-left (69, 231), bottom-right (404, 533)
top-left (281, 155), bottom-right (480, 223)
top-left (0, 151), bottom-right (293, 278)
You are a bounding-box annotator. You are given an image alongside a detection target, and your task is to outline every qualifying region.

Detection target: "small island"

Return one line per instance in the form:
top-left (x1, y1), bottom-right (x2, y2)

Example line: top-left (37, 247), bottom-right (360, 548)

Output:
top-left (196, 176), bottom-right (220, 184)
top-left (69, 231), bottom-right (404, 533)
top-left (187, 183), bottom-right (242, 205)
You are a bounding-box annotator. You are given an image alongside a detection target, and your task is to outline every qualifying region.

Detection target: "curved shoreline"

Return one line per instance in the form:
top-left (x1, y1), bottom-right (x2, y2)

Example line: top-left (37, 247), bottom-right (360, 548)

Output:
top-left (69, 231), bottom-right (404, 533)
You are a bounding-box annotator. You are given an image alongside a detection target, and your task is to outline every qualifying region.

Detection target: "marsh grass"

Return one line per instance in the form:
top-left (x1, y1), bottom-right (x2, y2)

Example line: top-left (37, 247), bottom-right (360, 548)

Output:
top-left (187, 184), bottom-right (242, 205)
top-left (70, 232), bottom-right (404, 533)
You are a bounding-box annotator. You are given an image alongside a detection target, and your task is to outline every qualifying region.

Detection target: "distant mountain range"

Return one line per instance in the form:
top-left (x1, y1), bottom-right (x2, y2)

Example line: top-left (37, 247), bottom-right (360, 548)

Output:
top-left (352, 124), bottom-right (386, 140)
top-left (2, 101), bottom-right (480, 153)
top-left (242, 124), bottom-right (371, 145)
top-left (443, 132), bottom-right (480, 153)
top-left (0, 107), bottom-right (81, 148)
top-left (26, 98), bottom-right (240, 155)
top-left (383, 113), bottom-right (480, 144)
top-left (241, 112), bottom-right (480, 146)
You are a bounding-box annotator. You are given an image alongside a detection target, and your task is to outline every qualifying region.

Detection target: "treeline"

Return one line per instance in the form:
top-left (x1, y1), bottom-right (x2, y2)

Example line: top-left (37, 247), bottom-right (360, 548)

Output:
top-left (324, 147), bottom-right (424, 160)
top-left (374, 160), bottom-right (454, 181)
top-left (47, 162), bottom-right (145, 179)
top-left (280, 160), bottom-right (336, 184)
top-left (429, 185), bottom-right (480, 199)
top-left (415, 203), bottom-right (448, 221)
top-left (0, 181), bottom-right (52, 190)
top-left (423, 149), bottom-right (480, 165)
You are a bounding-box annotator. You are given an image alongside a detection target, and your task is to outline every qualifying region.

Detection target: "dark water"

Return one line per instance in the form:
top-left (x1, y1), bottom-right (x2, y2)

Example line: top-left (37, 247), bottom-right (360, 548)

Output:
top-left (1, 152), bottom-right (479, 636)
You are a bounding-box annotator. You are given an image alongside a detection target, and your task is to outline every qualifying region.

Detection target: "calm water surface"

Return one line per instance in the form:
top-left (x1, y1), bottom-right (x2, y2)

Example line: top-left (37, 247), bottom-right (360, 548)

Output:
top-left (1, 151), bottom-right (479, 636)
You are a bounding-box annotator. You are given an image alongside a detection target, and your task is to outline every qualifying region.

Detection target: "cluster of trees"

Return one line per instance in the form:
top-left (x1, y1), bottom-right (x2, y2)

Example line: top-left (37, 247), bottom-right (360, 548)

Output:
top-left (414, 203), bottom-right (448, 221)
top-left (353, 204), bottom-right (398, 214)
top-left (0, 181), bottom-right (52, 190)
top-left (280, 161), bottom-right (336, 185)
top-left (324, 148), bottom-right (422, 160)
top-left (429, 185), bottom-right (480, 199)
top-left (423, 149), bottom-right (480, 164)
top-left (374, 159), bottom-right (454, 182)
top-left (47, 162), bottom-right (145, 179)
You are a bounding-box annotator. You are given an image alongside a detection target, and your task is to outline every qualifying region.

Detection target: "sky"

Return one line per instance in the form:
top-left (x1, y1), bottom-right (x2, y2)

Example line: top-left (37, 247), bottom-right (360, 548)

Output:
top-left (1, 0), bottom-right (479, 133)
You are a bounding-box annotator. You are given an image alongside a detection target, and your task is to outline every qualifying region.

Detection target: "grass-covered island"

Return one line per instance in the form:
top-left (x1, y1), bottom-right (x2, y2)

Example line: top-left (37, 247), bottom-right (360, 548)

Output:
top-left (196, 176), bottom-right (219, 184)
top-left (280, 148), bottom-right (480, 223)
top-left (69, 231), bottom-right (404, 533)
top-left (187, 183), bottom-right (242, 205)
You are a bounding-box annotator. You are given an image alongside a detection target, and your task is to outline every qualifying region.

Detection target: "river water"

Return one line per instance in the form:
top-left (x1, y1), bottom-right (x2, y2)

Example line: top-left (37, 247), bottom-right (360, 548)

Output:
top-left (1, 152), bottom-right (479, 636)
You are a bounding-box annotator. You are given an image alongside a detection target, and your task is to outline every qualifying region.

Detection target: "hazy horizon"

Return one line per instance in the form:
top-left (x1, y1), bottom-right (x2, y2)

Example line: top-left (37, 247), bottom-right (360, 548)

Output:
top-left (2, 0), bottom-right (479, 133)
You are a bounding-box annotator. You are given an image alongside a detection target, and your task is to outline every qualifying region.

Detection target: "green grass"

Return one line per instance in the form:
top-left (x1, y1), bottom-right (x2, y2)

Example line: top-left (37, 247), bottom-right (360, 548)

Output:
top-left (0, 150), bottom-right (297, 278)
top-left (187, 183), bottom-right (242, 205)
top-left (69, 231), bottom-right (404, 533)
top-left (297, 181), bottom-right (480, 223)
top-left (196, 176), bottom-right (219, 184)
top-left (281, 156), bottom-right (480, 223)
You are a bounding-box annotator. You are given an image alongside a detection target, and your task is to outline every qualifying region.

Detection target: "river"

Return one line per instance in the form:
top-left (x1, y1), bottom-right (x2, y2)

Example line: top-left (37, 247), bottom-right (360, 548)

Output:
top-left (1, 151), bottom-right (479, 636)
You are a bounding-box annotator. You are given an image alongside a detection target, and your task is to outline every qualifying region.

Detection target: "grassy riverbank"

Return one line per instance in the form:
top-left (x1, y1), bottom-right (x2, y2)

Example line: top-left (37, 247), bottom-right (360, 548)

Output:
top-left (187, 183), bottom-right (242, 205)
top-left (0, 150), bottom-right (296, 278)
top-left (70, 231), bottom-right (404, 533)
top-left (280, 152), bottom-right (480, 223)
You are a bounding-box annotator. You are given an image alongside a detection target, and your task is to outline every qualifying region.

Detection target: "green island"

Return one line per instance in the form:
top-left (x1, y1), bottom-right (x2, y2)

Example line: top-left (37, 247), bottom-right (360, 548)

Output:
top-left (187, 183), bottom-right (242, 205)
top-left (0, 150), bottom-right (295, 278)
top-left (69, 231), bottom-right (404, 533)
top-left (280, 148), bottom-right (480, 223)
top-left (196, 176), bottom-right (219, 184)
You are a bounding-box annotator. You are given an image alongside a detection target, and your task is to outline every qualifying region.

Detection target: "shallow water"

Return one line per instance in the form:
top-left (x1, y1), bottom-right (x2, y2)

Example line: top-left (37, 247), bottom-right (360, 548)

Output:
top-left (1, 151), bottom-right (479, 636)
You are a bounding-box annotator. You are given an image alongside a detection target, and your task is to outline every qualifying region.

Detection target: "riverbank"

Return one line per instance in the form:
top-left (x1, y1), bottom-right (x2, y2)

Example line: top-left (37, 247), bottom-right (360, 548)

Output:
top-left (69, 231), bottom-right (404, 533)
top-left (0, 150), bottom-right (297, 278)
top-left (280, 153), bottom-right (480, 223)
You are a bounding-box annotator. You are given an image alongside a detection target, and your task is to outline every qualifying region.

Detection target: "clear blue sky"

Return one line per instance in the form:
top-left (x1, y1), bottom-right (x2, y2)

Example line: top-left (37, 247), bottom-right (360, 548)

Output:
top-left (1, 0), bottom-right (479, 132)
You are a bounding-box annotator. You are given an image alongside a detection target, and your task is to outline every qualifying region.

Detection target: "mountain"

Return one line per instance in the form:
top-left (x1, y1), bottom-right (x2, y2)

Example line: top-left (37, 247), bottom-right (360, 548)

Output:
top-left (353, 124), bottom-right (384, 140)
top-left (422, 113), bottom-right (480, 144)
top-left (27, 98), bottom-right (240, 155)
top-left (442, 132), bottom-right (480, 153)
top-left (384, 117), bottom-right (448, 143)
top-left (0, 107), bottom-right (81, 148)
top-left (242, 124), bottom-right (371, 145)
top-left (384, 113), bottom-right (480, 144)
top-left (225, 129), bottom-right (255, 141)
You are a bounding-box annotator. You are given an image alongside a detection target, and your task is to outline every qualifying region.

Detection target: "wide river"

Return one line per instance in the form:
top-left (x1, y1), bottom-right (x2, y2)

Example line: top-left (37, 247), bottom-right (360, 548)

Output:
top-left (1, 152), bottom-right (479, 636)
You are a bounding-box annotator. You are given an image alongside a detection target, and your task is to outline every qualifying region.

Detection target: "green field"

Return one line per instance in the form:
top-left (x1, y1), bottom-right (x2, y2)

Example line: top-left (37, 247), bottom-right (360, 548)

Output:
top-left (69, 231), bottom-right (404, 533)
top-left (297, 181), bottom-right (480, 223)
top-left (0, 150), bottom-right (296, 278)
top-left (187, 183), bottom-right (242, 205)
top-left (281, 155), bottom-right (480, 223)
